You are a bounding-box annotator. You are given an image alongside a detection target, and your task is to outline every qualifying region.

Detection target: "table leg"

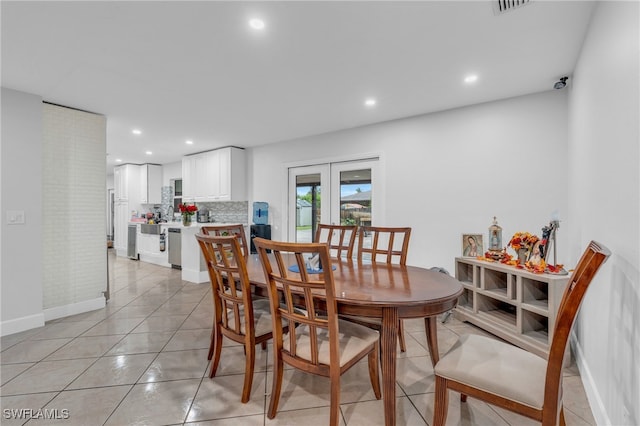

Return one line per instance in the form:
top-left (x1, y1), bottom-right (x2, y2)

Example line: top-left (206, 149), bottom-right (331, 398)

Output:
top-left (381, 307), bottom-right (398, 426)
top-left (425, 316), bottom-right (439, 367)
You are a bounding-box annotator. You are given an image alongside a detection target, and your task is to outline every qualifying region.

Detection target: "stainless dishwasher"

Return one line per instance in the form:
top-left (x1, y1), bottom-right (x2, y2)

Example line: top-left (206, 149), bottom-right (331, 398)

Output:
top-left (168, 228), bottom-right (181, 269)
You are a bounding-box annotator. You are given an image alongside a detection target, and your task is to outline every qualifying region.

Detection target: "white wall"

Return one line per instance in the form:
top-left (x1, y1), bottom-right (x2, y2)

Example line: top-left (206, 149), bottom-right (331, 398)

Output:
top-left (1, 88), bottom-right (45, 334)
top-left (568, 2), bottom-right (639, 425)
top-left (250, 90), bottom-right (569, 272)
top-left (162, 160), bottom-right (182, 186)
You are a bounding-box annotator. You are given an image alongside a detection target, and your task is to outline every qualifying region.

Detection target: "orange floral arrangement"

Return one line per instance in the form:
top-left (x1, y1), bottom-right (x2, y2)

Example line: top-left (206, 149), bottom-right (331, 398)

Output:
top-left (508, 232), bottom-right (539, 252)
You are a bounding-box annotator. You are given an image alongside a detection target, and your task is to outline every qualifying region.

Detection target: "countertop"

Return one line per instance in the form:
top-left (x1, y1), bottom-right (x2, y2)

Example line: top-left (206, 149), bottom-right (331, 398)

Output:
top-left (128, 221), bottom-right (247, 229)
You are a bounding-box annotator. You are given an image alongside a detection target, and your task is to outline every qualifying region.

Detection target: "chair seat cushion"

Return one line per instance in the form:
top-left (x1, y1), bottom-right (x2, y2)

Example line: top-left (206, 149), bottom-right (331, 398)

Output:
top-left (226, 298), bottom-right (280, 337)
top-left (434, 334), bottom-right (547, 410)
top-left (283, 319), bottom-right (379, 367)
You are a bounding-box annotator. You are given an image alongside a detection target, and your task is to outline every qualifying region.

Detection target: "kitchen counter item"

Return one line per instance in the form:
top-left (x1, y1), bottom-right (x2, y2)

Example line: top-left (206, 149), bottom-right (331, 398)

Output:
top-left (197, 210), bottom-right (209, 223)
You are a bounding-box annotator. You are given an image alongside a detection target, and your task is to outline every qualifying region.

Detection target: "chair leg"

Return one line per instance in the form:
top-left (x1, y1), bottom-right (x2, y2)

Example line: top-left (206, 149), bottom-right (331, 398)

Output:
top-left (460, 394), bottom-right (467, 402)
top-left (433, 376), bottom-right (449, 426)
top-left (207, 328), bottom-right (215, 361)
top-left (241, 342), bottom-right (256, 403)
top-left (329, 373), bottom-right (341, 426)
top-left (267, 352), bottom-right (284, 420)
top-left (560, 407), bottom-right (566, 426)
top-left (209, 326), bottom-right (223, 378)
top-left (398, 320), bottom-right (406, 352)
top-left (261, 340), bottom-right (267, 350)
top-left (367, 344), bottom-right (382, 399)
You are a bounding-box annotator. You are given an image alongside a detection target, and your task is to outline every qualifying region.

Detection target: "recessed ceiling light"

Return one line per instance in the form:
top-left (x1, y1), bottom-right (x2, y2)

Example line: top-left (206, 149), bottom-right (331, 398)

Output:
top-left (132, 129), bottom-right (142, 135)
top-left (249, 19), bottom-right (265, 30)
top-left (464, 74), bottom-right (478, 84)
top-left (364, 98), bottom-right (377, 107)
top-left (145, 151), bottom-right (152, 155)
top-left (185, 140), bottom-right (193, 145)
top-left (115, 158), bottom-right (122, 162)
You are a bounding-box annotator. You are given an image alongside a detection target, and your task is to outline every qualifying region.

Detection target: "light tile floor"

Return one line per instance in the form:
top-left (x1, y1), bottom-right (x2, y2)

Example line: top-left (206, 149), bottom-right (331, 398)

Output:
top-left (0, 250), bottom-right (596, 425)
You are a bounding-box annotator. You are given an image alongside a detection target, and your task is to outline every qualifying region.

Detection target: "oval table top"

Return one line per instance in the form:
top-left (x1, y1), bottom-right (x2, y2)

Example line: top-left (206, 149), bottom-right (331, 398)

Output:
top-left (244, 254), bottom-right (463, 317)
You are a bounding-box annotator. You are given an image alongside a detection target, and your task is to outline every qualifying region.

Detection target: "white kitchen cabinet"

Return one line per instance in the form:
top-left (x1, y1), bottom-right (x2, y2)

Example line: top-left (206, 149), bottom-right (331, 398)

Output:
top-left (136, 227), bottom-right (169, 266)
top-left (114, 164), bottom-right (141, 203)
top-left (139, 164), bottom-right (162, 204)
top-left (181, 155), bottom-right (196, 202)
top-left (114, 164), bottom-right (128, 201)
top-left (114, 201), bottom-right (132, 256)
top-left (182, 147), bottom-right (246, 202)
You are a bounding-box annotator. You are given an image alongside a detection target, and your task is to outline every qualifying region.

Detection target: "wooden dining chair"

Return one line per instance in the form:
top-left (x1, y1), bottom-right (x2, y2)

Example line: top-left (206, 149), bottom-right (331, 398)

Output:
top-left (201, 224), bottom-right (252, 361)
top-left (314, 223), bottom-right (358, 259)
top-left (357, 226), bottom-right (411, 265)
top-left (196, 233), bottom-right (284, 403)
top-left (253, 237), bottom-right (382, 426)
top-left (344, 226), bottom-right (412, 352)
top-left (433, 240), bottom-right (611, 426)
top-left (201, 224), bottom-right (249, 256)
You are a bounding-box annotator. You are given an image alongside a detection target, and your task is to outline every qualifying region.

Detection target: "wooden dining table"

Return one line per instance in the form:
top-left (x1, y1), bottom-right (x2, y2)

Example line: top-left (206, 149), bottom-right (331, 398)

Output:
top-left (243, 254), bottom-right (464, 426)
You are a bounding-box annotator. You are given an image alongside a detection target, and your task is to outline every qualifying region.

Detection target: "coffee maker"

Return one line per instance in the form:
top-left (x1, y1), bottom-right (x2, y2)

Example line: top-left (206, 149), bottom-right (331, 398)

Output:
top-left (197, 209), bottom-right (209, 223)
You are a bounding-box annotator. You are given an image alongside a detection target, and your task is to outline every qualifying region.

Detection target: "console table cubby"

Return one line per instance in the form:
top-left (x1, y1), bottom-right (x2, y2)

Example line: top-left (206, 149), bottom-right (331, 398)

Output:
top-left (453, 257), bottom-right (569, 359)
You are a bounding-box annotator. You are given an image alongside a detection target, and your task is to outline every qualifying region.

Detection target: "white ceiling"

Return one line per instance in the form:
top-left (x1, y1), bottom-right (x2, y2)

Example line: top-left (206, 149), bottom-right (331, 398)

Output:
top-left (2, 1), bottom-right (595, 173)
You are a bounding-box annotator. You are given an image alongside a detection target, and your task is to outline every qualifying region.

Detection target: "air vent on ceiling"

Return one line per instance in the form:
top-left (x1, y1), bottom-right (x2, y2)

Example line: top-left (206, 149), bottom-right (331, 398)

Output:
top-left (493, 0), bottom-right (531, 15)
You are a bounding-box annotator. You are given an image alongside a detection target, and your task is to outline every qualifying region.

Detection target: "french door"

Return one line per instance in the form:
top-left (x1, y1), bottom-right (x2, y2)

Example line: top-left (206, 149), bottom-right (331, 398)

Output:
top-left (288, 158), bottom-right (380, 242)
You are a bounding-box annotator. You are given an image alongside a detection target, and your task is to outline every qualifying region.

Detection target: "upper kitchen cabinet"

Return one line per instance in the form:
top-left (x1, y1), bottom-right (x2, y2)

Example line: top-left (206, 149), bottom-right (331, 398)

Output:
top-left (140, 164), bottom-right (162, 204)
top-left (182, 147), bottom-right (246, 202)
top-left (114, 164), bottom-right (140, 201)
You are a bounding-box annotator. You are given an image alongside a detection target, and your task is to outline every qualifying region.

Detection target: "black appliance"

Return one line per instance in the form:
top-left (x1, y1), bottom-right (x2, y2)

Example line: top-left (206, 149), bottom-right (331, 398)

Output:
top-left (250, 224), bottom-right (271, 254)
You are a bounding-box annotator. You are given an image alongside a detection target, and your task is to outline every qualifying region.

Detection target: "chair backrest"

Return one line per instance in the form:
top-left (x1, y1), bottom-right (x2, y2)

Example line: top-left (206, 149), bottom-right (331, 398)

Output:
top-left (196, 233), bottom-right (254, 338)
top-left (314, 223), bottom-right (358, 259)
top-left (358, 226), bottom-right (411, 265)
top-left (201, 224), bottom-right (249, 257)
top-left (254, 237), bottom-right (339, 370)
top-left (543, 241), bottom-right (610, 416)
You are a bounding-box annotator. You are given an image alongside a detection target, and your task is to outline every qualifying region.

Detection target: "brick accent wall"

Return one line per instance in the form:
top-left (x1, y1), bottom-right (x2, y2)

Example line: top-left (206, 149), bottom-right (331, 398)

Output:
top-left (42, 103), bottom-right (107, 310)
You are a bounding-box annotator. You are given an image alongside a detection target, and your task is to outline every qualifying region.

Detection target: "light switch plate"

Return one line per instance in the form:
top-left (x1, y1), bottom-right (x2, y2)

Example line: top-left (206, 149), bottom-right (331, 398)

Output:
top-left (7, 210), bottom-right (25, 225)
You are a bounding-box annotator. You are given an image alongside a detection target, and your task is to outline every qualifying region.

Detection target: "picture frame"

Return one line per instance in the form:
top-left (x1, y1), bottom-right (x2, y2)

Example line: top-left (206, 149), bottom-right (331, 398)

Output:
top-left (462, 234), bottom-right (483, 257)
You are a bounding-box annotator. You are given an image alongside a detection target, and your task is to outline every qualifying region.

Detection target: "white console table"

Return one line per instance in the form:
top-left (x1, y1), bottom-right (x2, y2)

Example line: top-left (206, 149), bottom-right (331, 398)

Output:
top-left (454, 257), bottom-right (569, 359)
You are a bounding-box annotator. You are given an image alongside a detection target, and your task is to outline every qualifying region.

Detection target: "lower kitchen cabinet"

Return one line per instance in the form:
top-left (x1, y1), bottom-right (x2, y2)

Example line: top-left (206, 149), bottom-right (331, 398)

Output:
top-left (114, 201), bottom-right (131, 257)
top-left (453, 257), bottom-right (569, 359)
top-left (137, 229), bottom-right (169, 266)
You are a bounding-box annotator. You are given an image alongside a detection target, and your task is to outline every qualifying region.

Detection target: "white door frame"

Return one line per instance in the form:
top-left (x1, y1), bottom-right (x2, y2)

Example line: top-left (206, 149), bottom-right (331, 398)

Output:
top-left (286, 154), bottom-right (384, 242)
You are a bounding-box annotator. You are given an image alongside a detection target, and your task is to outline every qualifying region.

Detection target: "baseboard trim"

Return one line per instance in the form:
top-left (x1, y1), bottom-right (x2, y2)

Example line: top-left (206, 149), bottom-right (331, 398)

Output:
top-left (570, 332), bottom-right (610, 425)
top-left (43, 297), bottom-right (106, 322)
top-left (1, 313), bottom-right (45, 337)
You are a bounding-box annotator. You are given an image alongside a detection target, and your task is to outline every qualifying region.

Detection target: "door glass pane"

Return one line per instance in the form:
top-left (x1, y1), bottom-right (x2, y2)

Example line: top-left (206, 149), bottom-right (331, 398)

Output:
top-left (339, 168), bottom-right (372, 258)
top-left (296, 173), bottom-right (321, 242)
top-left (339, 168), bottom-right (371, 226)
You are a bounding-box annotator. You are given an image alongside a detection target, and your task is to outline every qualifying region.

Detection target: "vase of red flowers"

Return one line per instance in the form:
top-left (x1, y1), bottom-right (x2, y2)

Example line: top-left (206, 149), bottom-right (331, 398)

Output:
top-left (178, 203), bottom-right (197, 226)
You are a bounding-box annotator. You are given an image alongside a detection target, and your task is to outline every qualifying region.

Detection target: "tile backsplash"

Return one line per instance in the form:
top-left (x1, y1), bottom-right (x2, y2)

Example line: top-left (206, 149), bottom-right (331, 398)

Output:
top-left (198, 201), bottom-right (249, 224)
top-left (159, 186), bottom-right (248, 224)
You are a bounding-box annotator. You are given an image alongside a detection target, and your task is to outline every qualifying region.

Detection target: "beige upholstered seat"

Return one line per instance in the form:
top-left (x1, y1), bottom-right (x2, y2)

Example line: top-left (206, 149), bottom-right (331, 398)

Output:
top-left (253, 237), bottom-right (381, 426)
top-left (314, 223), bottom-right (357, 259)
top-left (433, 241), bottom-right (611, 426)
top-left (196, 233), bottom-right (286, 404)
top-left (435, 334), bottom-right (547, 409)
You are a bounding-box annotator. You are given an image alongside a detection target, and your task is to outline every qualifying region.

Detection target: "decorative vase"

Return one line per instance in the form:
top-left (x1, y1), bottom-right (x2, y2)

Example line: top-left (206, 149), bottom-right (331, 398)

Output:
top-left (182, 215), bottom-right (192, 227)
top-left (517, 248), bottom-right (528, 264)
